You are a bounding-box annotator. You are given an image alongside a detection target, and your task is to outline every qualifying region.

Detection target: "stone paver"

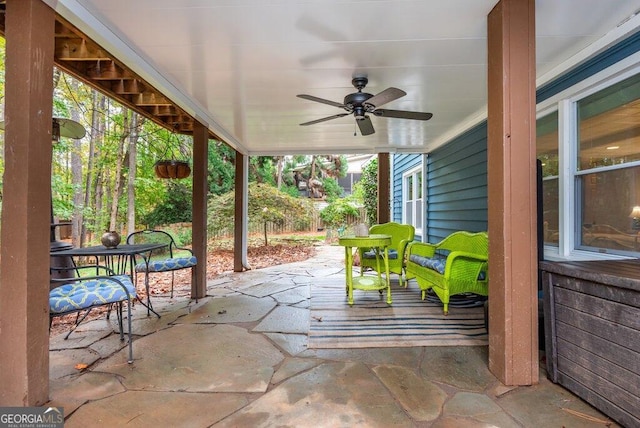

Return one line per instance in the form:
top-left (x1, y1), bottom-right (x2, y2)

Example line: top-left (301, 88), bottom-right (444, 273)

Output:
top-left (240, 278), bottom-right (298, 298)
top-left (49, 327), bottom-right (112, 351)
top-left (65, 390), bottom-right (248, 428)
top-left (214, 361), bottom-right (415, 428)
top-left (50, 348), bottom-right (101, 379)
top-left (264, 332), bottom-right (308, 356)
top-left (374, 365), bottom-right (447, 422)
top-left (496, 377), bottom-right (619, 427)
top-left (300, 346), bottom-right (423, 368)
top-left (178, 294), bottom-right (276, 324)
top-left (271, 285), bottom-right (309, 304)
top-left (47, 244), bottom-right (621, 428)
top-left (420, 346), bottom-right (495, 391)
top-left (94, 324), bottom-right (284, 393)
top-left (271, 357), bottom-right (323, 384)
top-left (253, 305), bottom-right (309, 333)
top-left (49, 372), bottom-right (125, 415)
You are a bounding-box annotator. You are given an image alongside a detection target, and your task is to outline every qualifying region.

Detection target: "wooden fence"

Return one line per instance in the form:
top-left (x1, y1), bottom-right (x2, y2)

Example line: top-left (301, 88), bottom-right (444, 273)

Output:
top-left (208, 207), bottom-right (367, 239)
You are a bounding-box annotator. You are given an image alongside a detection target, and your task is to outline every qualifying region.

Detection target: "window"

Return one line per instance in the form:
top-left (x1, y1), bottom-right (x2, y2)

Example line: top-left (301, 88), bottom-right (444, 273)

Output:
top-left (575, 73), bottom-right (640, 255)
top-left (538, 68), bottom-right (640, 258)
top-left (536, 111), bottom-right (559, 246)
top-left (403, 167), bottom-right (423, 235)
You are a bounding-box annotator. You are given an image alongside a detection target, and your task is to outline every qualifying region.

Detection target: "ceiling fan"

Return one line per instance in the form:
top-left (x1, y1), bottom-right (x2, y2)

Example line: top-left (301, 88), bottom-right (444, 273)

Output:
top-left (0, 117), bottom-right (86, 142)
top-left (297, 77), bottom-right (433, 136)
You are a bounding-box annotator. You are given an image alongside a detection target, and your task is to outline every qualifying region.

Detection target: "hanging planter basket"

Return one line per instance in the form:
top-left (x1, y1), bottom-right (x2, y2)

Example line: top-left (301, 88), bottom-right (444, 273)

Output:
top-left (154, 160), bottom-right (191, 179)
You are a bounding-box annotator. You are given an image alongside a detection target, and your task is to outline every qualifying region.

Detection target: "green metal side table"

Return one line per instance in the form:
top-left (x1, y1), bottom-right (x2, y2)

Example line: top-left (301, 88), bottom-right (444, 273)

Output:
top-left (338, 234), bottom-right (392, 305)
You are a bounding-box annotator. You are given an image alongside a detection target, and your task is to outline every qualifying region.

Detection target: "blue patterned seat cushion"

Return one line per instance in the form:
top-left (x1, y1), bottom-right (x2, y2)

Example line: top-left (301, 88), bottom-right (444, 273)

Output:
top-left (362, 249), bottom-right (398, 260)
top-left (135, 256), bottom-right (197, 273)
top-left (409, 254), bottom-right (447, 274)
top-left (50, 275), bottom-right (136, 315)
top-left (409, 254), bottom-right (487, 280)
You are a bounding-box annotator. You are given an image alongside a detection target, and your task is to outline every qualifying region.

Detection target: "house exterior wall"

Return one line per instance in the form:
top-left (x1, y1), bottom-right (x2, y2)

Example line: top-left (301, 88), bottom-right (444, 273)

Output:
top-left (427, 123), bottom-right (489, 242)
top-left (393, 29), bottom-right (640, 254)
top-left (392, 153), bottom-right (422, 239)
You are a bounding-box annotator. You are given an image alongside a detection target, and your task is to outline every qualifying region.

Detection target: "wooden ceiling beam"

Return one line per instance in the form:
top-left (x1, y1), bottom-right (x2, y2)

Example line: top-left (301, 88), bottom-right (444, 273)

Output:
top-left (0, 12), bottom-right (219, 140)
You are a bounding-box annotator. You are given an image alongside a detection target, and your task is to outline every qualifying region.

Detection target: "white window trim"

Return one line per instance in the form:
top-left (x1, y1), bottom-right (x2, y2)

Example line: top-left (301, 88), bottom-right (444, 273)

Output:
top-left (539, 53), bottom-right (640, 261)
top-left (402, 165), bottom-right (423, 236)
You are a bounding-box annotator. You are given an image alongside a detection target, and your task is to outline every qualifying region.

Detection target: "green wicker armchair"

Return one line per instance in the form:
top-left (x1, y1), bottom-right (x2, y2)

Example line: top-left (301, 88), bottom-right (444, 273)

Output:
top-left (405, 231), bottom-right (488, 314)
top-left (359, 222), bottom-right (415, 286)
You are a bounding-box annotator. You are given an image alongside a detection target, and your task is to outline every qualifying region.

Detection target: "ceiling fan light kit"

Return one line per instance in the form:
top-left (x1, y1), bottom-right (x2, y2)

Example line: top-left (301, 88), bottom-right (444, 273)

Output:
top-left (297, 77), bottom-right (432, 136)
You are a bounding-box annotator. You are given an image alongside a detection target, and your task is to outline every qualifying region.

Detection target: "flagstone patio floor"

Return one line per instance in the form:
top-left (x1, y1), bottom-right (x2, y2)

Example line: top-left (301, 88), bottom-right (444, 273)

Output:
top-left (48, 245), bottom-right (619, 427)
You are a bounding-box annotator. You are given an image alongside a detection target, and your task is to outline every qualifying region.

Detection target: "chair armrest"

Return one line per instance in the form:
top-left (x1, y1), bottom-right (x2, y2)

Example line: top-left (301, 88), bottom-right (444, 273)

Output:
top-left (174, 245), bottom-right (194, 256)
top-left (50, 264), bottom-right (117, 278)
top-left (407, 242), bottom-right (437, 258)
top-left (443, 251), bottom-right (488, 279)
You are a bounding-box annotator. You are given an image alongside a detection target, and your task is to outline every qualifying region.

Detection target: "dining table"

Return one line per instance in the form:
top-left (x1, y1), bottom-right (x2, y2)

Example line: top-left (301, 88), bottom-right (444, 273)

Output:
top-left (50, 242), bottom-right (168, 316)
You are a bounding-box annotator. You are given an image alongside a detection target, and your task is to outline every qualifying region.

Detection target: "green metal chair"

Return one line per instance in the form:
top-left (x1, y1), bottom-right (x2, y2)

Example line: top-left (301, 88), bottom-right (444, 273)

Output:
top-left (358, 222), bottom-right (415, 286)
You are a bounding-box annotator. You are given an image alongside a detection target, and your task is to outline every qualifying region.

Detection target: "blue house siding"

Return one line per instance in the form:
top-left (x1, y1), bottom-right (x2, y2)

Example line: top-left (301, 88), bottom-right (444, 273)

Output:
top-left (392, 31), bottom-right (640, 245)
top-left (391, 153), bottom-right (422, 239)
top-left (426, 123), bottom-right (488, 242)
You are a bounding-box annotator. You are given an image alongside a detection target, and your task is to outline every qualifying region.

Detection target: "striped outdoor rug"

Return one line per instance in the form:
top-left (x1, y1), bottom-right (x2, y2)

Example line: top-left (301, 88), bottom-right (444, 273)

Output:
top-left (308, 276), bottom-right (488, 348)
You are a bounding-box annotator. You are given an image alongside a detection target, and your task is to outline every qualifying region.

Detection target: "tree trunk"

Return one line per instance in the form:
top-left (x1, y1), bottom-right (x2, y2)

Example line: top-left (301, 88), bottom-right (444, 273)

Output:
top-left (264, 222), bottom-right (268, 246)
top-left (70, 80), bottom-right (83, 247)
top-left (83, 91), bottom-right (104, 246)
top-left (276, 156), bottom-right (283, 190)
top-left (109, 108), bottom-right (129, 231)
top-left (127, 113), bottom-right (140, 237)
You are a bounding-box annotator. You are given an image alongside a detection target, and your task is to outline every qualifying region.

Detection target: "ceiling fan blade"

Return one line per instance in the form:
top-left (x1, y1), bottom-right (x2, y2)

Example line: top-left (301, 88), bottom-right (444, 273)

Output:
top-left (0, 117), bottom-right (87, 140)
top-left (297, 94), bottom-right (345, 109)
top-left (357, 116), bottom-right (375, 136)
top-left (373, 109), bottom-right (433, 121)
top-left (364, 87), bottom-right (406, 108)
top-left (53, 118), bottom-right (87, 139)
top-left (300, 113), bottom-right (349, 126)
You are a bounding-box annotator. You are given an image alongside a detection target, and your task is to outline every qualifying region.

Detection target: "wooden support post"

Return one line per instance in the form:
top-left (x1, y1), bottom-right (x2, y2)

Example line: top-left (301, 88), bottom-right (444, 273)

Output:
top-left (377, 152), bottom-right (391, 224)
top-left (487, 0), bottom-right (539, 385)
top-left (191, 121), bottom-right (208, 299)
top-left (234, 152), bottom-right (248, 272)
top-left (0, 0), bottom-right (56, 406)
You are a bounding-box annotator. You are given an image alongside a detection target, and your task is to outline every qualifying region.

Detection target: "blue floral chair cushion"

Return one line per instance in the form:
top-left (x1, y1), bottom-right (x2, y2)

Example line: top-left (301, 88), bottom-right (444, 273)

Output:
top-left (362, 249), bottom-right (398, 260)
top-left (49, 275), bottom-right (136, 315)
top-left (408, 254), bottom-right (487, 279)
top-left (135, 256), bottom-right (197, 273)
top-left (408, 254), bottom-right (447, 274)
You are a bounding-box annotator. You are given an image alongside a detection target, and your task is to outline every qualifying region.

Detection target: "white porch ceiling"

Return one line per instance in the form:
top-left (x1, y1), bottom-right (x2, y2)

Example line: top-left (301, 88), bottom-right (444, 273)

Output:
top-left (51, 0), bottom-right (640, 155)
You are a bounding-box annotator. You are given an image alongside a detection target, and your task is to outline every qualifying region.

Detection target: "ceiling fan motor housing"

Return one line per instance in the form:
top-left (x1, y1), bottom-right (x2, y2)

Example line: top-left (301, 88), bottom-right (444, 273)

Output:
top-left (344, 92), bottom-right (373, 111)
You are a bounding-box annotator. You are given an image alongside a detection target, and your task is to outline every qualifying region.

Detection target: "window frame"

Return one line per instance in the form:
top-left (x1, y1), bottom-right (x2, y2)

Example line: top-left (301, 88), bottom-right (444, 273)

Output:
top-left (537, 52), bottom-right (640, 261)
top-left (402, 165), bottom-right (423, 236)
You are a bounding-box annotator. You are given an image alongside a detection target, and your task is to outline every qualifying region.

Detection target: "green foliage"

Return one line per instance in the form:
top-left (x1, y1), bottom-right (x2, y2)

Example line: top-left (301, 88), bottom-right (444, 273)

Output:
top-left (321, 177), bottom-right (343, 202)
top-left (281, 155), bottom-right (348, 199)
top-left (208, 182), bottom-right (313, 245)
top-left (319, 198), bottom-right (359, 228)
top-left (51, 174), bottom-right (75, 219)
top-left (250, 157), bottom-right (276, 185)
top-left (360, 157), bottom-right (378, 226)
top-left (280, 184), bottom-right (301, 198)
top-left (142, 181), bottom-right (192, 228)
top-left (175, 227), bottom-right (193, 247)
top-left (208, 141), bottom-right (235, 195)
